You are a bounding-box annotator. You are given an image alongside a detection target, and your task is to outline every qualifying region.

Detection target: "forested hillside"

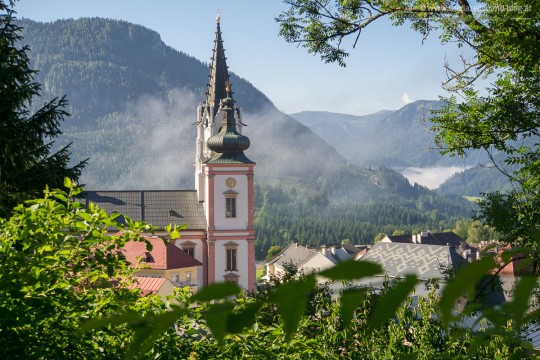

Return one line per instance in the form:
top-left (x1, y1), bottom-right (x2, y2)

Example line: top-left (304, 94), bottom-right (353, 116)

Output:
top-left (253, 166), bottom-right (472, 258)
top-left (292, 103), bottom-right (530, 197)
top-left (18, 18), bottom-right (345, 188)
top-left (17, 17), bottom-right (474, 259)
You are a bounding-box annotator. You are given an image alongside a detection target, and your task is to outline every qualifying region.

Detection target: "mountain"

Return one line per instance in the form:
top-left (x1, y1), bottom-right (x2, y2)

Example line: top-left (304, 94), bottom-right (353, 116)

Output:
top-left (290, 102), bottom-right (520, 197)
top-left (18, 18), bottom-right (346, 189)
top-left (291, 101), bottom-right (488, 167)
top-left (15, 17), bottom-right (475, 256)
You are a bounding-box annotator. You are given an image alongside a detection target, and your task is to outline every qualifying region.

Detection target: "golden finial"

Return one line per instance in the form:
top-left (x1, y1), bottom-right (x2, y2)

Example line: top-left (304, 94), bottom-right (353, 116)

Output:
top-left (225, 80), bottom-right (231, 94)
top-left (216, 9), bottom-right (221, 23)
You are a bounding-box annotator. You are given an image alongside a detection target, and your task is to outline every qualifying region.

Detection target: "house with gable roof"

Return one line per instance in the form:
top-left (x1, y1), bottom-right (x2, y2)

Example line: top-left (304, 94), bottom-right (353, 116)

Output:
top-left (380, 231), bottom-right (467, 248)
top-left (380, 231), bottom-right (475, 261)
top-left (81, 16), bottom-right (257, 292)
top-left (264, 242), bottom-right (356, 281)
top-left (130, 277), bottom-right (176, 299)
top-left (352, 242), bottom-right (466, 298)
top-left (120, 237), bottom-right (202, 292)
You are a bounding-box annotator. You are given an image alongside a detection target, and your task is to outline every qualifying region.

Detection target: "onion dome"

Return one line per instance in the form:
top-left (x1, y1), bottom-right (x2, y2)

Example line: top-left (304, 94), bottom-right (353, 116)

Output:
top-left (206, 81), bottom-right (254, 164)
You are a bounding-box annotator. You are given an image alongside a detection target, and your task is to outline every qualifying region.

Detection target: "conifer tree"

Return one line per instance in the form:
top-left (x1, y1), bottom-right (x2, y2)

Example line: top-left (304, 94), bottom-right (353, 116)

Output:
top-left (0, 0), bottom-right (86, 217)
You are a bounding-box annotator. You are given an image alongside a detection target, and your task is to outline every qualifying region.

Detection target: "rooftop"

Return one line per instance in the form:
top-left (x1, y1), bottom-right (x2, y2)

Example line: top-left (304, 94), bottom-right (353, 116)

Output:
top-left (121, 237), bottom-right (202, 270)
top-left (80, 190), bottom-right (206, 230)
top-left (360, 242), bottom-right (465, 280)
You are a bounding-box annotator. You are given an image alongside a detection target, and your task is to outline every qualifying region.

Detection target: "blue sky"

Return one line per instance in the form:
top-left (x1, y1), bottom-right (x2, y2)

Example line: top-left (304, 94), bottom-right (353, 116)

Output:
top-left (14, 0), bottom-right (467, 116)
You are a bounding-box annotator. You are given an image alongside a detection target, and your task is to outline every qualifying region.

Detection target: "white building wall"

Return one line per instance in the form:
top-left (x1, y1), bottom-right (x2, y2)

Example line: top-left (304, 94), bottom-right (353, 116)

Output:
top-left (175, 238), bottom-right (205, 288)
top-left (214, 239), bottom-right (250, 289)
top-left (213, 173), bottom-right (248, 230)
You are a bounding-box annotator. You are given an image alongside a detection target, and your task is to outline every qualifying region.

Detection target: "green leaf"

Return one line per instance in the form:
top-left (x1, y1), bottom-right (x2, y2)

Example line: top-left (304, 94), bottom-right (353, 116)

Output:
top-left (319, 260), bottom-right (382, 280)
top-left (64, 177), bottom-right (73, 189)
top-left (226, 301), bottom-right (263, 333)
top-left (508, 275), bottom-right (538, 328)
top-left (124, 308), bottom-right (186, 359)
top-left (205, 303), bottom-right (234, 345)
top-left (191, 282), bottom-right (241, 302)
top-left (269, 275), bottom-right (316, 340)
top-left (51, 192), bottom-right (67, 202)
top-left (340, 288), bottom-right (366, 329)
top-left (81, 311), bottom-right (142, 331)
top-left (439, 257), bottom-right (496, 323)
top-left (40, 245), bottom-right (53, 252)
top-left (368, 274), bottom-right (417, 331)
top-left (78, 212), bottom-right (93, 223)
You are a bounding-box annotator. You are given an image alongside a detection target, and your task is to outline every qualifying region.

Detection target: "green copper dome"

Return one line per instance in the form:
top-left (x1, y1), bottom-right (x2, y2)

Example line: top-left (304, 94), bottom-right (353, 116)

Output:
top-left (206, 84), bottom-right (254, 164)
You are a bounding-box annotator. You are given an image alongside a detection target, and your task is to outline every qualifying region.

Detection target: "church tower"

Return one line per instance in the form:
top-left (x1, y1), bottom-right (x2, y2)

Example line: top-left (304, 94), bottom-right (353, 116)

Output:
top-left (195, 15), bottom-right (256, 292)
top-left (195, 14), bottom-right (244, 202)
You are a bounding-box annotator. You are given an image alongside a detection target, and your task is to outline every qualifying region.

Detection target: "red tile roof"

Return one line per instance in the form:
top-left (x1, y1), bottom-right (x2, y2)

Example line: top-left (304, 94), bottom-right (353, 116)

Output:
top-left (130, 276), bottom-right (168, 296)
top-left (121, 237), bottom-right (202, 270)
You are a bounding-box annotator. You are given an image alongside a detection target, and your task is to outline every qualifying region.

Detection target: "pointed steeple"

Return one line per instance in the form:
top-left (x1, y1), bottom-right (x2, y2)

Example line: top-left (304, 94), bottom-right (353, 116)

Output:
top-left (205, 14), bottom-right (230, 120)
top-left (206, 81), bottom-right (254, 164)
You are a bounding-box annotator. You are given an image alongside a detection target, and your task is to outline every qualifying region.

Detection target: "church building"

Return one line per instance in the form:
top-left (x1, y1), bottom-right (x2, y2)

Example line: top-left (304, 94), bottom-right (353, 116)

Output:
top-left (82, 16), bottom-right (256, 292)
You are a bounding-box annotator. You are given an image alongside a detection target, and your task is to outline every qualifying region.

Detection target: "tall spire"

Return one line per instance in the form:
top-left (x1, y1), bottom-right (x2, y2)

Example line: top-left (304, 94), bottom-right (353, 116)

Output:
top-left (205, 13), bottom-right (230, 120)
top-left (206, 81), bottom-right (254, 164)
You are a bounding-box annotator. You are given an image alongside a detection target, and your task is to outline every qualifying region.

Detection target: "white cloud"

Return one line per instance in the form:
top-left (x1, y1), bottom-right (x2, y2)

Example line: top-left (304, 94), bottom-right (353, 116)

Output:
top-left (400, 92), bottom-right (413, 104)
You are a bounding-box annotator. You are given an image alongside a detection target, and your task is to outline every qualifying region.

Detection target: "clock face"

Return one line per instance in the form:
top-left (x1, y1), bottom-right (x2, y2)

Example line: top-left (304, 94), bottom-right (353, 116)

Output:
top-left (225, 177), bottom-right (236, 188)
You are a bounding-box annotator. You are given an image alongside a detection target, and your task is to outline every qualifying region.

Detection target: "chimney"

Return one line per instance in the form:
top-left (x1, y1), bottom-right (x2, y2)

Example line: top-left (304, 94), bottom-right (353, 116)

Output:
top-left (330, 246), bottom-right (336, 255)
top-left (412, 234), bottom-right (417, 244)
top-left (321, 245), bottom-right (327, 256)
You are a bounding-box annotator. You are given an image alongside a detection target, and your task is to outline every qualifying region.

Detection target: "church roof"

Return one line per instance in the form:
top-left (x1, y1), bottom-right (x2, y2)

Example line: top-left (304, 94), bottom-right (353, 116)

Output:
top-left (205, 16), bottom-right (230, 120)
top-left (203, 18), bottom-right (254, 166)
top-left (206, 83), bottom-right (254, 164)
top-left (80, 190), bottom-right (206, 230)
top-left (121, 237), bottom-right (202, 270)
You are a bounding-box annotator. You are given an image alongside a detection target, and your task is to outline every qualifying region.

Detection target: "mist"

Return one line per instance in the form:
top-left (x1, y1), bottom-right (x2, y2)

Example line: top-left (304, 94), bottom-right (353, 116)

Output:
top-left (399, 166), bottom-right (470, 189)
top-left (78, 89), bottom-right (198, 190)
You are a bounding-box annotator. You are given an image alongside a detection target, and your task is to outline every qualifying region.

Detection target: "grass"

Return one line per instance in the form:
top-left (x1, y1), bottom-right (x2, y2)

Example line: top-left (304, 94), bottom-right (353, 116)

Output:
top-left (256, 265), bottom-right (265, 280)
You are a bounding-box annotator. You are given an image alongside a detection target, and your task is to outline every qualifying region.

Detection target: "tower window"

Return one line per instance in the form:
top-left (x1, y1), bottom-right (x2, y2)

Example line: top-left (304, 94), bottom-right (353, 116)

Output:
top-left (226, 248), bottom-right (237, 271)
top-left (224, 241), bottom-right (239, 271)
top-left (226, 197), bottom-right (236, 218)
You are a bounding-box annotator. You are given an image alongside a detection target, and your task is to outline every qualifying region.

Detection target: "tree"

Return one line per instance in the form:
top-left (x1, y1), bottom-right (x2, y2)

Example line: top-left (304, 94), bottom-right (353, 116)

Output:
top-left (467, 219), bottom-right (490, 243)
top-left (0, 179), bottom-right (169, 358)
top-left (392, 229), bottom-right (405, 236)
top-left (374, 232), bottom-right (386, 243)
top-left (266, 244), bottom-right (283, 261)
top-left (0, 0), bottom-right (86, 218)
top-left (277, 0), bottom-right (539, 259)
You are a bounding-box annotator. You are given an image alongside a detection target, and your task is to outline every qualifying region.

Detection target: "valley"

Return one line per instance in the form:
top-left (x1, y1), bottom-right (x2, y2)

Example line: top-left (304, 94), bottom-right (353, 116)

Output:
top-left (16, 17), bottom-right (503, 259)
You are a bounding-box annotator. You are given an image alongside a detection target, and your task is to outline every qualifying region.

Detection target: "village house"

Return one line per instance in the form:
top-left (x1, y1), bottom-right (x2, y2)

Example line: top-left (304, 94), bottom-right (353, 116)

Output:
top-left (121, 237), bottom-right (202, 294)
top-left (264, 242), bottom-right (363, 281)
top-left (380, 230), bottom-right (475, 261)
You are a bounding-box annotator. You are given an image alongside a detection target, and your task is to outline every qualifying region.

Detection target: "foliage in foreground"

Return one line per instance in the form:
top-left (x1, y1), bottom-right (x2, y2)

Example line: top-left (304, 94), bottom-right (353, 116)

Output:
top-left (0, 180), bottom-right (167, 358)
top-left (1, 183), bottom-right (539, 359)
